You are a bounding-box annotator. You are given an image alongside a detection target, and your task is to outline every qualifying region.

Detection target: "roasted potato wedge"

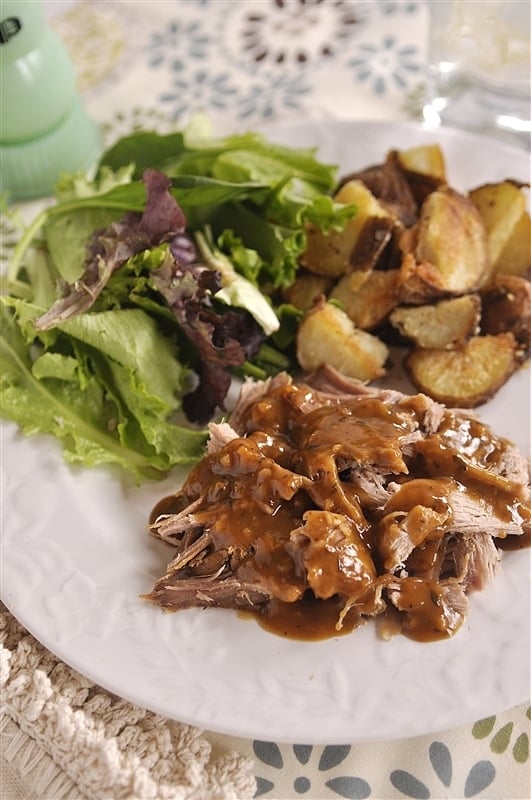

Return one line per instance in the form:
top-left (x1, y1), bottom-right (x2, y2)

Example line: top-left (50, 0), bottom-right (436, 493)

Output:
top-left (330, 269), bottom-right (401, 330)
top-left (481, 274), bottom-right (531, 357)
top-left (494, 210), bottom-right (531, 279)
top-left (404, 333), bottom-right (518, 407)
top-left (300, 180), bottom-right (395, 278)
top-left (282, 271), bottom-right (333, 312)
top-left (295, 144), bottom-right (528, 409)
top-left (399, 186), bottom-right (490, 301)
top-left (390, 294), bottom-right (481, 349)
top-left (297, 298), bottom-right (388, 382)
top-left (338, 152), bottom-right (418, 227)
top-left (469, 181), bottom-right (527, 270)
top-left (395, 144), bottom-right (447, 206)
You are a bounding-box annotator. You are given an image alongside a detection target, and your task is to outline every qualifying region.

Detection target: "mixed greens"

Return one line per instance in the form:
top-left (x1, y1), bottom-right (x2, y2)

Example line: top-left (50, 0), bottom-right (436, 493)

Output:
top-left (1, 119), bottom-right (356, 481)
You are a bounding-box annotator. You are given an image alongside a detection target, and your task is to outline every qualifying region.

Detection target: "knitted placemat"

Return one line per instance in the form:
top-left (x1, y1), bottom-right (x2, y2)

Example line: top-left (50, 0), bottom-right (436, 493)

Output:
top-left (0, 606), bottom-right (256, 800)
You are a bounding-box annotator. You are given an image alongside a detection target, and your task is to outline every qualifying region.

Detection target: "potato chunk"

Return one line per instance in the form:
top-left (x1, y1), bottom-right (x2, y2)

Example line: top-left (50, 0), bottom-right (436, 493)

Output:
top-left (399, 186), bottom-right (490, 301)
top-left (338, 153), bottom-right (418, 227)
top-left (395, 144), bottom-right (447, 205)
top-left (389, 294), bottom-right (481, 349)
top-left (494, 210), bottom-right (531, 279)
top-left (331, 269), bottom-right (401, 330)
top-left (297, 299), bottom-right (388, 381)
top-left (404, 333), bottom-right (518, 407)
top-left (469, 181), bottom-right (527, 270)
top-left (293, 144), bottom-right (527, 410)
top-left (300, 180), bottom-right (394, 278)
top-left (282, 272), bottom-right (333, 312)
top-left (481, 274), bottom-right (531, 357)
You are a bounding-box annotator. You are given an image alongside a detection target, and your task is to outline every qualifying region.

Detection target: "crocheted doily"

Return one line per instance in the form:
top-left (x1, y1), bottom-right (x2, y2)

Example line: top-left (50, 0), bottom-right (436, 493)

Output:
top-left (0, 606), bottom-right (256, 800)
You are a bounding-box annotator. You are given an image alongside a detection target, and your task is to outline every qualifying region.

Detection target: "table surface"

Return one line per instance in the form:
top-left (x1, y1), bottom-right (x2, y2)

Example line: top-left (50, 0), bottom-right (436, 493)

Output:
top-left (1, 2), bottom-right (530, 799)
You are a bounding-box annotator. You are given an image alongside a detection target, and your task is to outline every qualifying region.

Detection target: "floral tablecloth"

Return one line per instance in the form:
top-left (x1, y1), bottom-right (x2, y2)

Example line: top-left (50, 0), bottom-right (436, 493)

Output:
top-left (1, 1), bottom-right (530, 799)
top-left (45, 0), bottom-right (429, 138)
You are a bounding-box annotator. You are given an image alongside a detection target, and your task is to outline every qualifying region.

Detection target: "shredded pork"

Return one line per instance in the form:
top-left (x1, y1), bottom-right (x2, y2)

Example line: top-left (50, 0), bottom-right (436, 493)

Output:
top-left (144, 366), bottom-right (531, 642)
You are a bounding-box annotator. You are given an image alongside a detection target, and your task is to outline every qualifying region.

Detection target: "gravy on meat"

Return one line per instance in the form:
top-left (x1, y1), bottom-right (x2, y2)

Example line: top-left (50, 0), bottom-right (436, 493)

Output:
top-left (145, 371), bottom-right (531, 642)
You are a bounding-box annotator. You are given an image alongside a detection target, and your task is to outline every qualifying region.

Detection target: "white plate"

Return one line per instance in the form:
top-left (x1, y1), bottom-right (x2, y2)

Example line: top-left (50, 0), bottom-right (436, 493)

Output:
top-left (1, 121), bottom-right (530, 745)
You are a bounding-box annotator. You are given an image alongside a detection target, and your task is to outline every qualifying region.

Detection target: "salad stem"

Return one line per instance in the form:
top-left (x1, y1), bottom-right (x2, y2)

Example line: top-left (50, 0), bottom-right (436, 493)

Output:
top-left (8, 208), bottom-right (49, 283)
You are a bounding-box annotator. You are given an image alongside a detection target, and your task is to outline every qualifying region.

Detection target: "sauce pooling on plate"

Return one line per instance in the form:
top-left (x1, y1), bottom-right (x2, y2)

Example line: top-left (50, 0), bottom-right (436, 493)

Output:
top-left (145, 369), bottom-right (531, 642)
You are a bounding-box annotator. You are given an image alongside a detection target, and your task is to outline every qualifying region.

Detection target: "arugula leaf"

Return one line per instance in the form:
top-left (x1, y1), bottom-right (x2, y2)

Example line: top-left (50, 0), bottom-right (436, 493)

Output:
top-left (44, 208), bottom-right (124, 283)
top-left (99, 127), bottom-right (336, 189)
top-left (99, 131), bottom-right (189, 178)
top-left (169, 174), bottom-right (268, 206)
top-left (207, 200), bottom-right (305, 288)
top-left (7, 181), bottom-right (148, 284)
top-left (96, 127), bottom-right (355, 289)
top-left (2, 120), bottom-right (359, 481)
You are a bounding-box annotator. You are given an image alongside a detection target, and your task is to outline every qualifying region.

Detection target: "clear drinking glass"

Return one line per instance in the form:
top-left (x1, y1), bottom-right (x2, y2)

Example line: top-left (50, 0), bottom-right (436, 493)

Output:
top-left (422, 0), bottom-right (531, 148)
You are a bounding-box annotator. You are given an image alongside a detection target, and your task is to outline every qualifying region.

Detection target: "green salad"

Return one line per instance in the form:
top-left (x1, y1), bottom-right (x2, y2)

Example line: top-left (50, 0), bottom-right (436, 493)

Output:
top-left (1, 118), bottom-right (357, 481)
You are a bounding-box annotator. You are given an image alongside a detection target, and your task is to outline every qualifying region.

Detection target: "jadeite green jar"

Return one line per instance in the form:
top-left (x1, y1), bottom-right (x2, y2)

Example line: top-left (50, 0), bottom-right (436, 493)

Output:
top-left (0, 0), bottom-right (101, 201)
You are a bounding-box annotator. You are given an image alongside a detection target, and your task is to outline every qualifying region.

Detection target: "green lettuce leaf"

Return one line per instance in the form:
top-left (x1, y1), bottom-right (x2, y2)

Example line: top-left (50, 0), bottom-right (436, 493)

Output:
top-left (2, 120), bottom-right (359, 481)
top-left (0, 302), bottom-right (208, 480)
top-left (194, 228), bottom-right (279, 336)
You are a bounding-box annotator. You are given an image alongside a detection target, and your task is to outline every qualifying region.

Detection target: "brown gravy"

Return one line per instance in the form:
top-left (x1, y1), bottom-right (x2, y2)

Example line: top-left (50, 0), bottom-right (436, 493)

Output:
top-left (242, 593), bottom-right (357, 642)
top-left (147, 379), bottom-right (530, 643)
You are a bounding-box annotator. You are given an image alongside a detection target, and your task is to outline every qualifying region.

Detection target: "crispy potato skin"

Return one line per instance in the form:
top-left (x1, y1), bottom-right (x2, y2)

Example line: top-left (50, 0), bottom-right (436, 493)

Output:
top-left (300, 180), bottom-right (394, 278)
top-left (337, 152), bottom-right (418, 227)
top-left (283, 272), bottom-right (333, 312)
top-left (330, 269), bottom-right (401, 330)
top-left (390, 294), bottom-right (481, 350)
top-left (412, 186), bottom-right (490, 295)
top-left (404, 333), bottom-right (519, 408)
top-left (293, 145), bottom-right (529, 408)
top-left (481, 274), bottom-right (531, 358)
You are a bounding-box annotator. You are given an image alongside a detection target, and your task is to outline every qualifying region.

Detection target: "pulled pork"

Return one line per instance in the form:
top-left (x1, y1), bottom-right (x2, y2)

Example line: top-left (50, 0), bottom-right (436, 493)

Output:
top-left (144, 365), bottom-right (531, 642)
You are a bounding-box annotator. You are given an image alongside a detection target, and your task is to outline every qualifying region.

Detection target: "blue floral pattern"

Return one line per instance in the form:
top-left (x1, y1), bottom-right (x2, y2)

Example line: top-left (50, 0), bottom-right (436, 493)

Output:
top-left (348, 36), bottom-right (421, 95)
top-left (250, 706), bottom-right (530, 799)
top-left (390, 742), bottom-right (496, 798)
top-left (378, 0), bottom-right (420, 14)
top-left (140, 0), bottom-right (424, 125)
top-left (147, 19), bottom-right (210, 68)
top-left (160, 69), bottom-right (238, 118)
top-left (253, 742), bottom-right (371, 798)
top-left (236, 71), bottom-right (312, 119)
top-left (251, 739), bottom-right (500, 798)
